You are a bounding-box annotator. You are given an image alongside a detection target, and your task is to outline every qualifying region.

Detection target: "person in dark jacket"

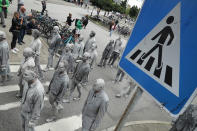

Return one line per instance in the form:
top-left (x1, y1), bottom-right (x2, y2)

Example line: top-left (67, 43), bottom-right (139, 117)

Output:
top-left (66, 13), bottom-right (74, 27)
top-left (26, 19), bottom-right (39, 35)
top-left (82, 15), bottom-right (88, 29)
top-left (114, 19), bottom-right (119, 29)
top-left (9, 12), bottom-right (21, 54)
top-left (41, 0), bottom-right (46, 15)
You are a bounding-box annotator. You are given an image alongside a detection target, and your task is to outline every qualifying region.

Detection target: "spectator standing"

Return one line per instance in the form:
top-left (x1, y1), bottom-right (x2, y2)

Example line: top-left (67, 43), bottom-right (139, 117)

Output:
top-left (97, 8), bottom-right (100, 17)
top-left (115, 19), bottom-right (119, 28)
top-left (77, 0), bottom-right (80, 5)
top-left (80, 0), bottom-right (83, 7)
top-left (84, 0), bottom-right (88, 9)
top-left (91, 6), bottom-right (96, 16)
top-left (18, 6), bottom-right (27, 45)
top-left (66, 13), bottom-right (74, 27)
top-left (0, 0), bottom-right (9, 28)
top-left (76, 18), bottom-right (83, 38)
top-left (82, 15), bottom-right (88, 29)
top-left (17, 0), bottom-right (24, 11)
top-left (109, 21), bottom-right (115, 37)
top-left (9, 12), bottom-right (21, 54)
top-left (26, 19), bottom-right (39, 35)
top-left (41, 0), bottom-right (46, 15)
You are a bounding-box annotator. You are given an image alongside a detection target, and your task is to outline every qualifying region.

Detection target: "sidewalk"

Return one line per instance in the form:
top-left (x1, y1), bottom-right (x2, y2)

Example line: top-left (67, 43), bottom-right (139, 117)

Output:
top-left (103, 121), bottom-right (171, 131)
top-left (1, 0), bottom-right (49, 65)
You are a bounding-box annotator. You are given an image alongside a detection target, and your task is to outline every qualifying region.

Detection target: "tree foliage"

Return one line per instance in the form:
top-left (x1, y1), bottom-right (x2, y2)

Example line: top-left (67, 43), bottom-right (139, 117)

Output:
top-left (90, 0), bottom-right (126, 13)
top-left (90, 0), bottom-right (113, 11)
top-left (129, 5), bottom-right (140, 18)
top-left (120, 0), bottom-right (127, 9)
top-left (90, 0), bottom-right (140, 17)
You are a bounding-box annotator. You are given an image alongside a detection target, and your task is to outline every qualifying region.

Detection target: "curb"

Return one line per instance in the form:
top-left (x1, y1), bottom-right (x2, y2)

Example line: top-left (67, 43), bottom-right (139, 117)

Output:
top-left (102, 120), bottom-right (171, 131)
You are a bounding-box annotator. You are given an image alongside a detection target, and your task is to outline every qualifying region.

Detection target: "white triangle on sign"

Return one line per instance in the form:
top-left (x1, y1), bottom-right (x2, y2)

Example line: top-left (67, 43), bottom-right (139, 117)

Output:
top-left (126, 2), bottom-right (181, 97)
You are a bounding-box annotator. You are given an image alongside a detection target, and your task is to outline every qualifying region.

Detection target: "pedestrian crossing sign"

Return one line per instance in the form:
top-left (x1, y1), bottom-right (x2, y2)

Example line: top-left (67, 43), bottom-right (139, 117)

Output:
top-left (119, 0), bottom-right (197, 117)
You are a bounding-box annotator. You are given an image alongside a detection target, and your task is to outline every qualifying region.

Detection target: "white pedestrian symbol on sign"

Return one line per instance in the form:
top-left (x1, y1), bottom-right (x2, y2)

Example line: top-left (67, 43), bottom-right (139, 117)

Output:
top-left (126, 2), bottom-right (180, 96)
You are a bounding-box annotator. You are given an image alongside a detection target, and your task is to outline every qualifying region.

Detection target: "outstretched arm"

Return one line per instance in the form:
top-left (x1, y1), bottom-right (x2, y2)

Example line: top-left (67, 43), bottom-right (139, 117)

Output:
top-left (151, 29), bottom-right (163, 40)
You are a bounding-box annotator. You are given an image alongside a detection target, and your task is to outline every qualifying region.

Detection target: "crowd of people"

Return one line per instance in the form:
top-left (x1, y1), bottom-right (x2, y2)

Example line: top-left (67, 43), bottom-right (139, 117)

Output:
top-left (0, 0), bottom-right (128, 131)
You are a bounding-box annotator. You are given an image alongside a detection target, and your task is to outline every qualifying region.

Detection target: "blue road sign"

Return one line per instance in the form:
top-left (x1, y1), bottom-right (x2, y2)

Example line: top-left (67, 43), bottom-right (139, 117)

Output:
top-left (119, 0), bottom-right (197, 116)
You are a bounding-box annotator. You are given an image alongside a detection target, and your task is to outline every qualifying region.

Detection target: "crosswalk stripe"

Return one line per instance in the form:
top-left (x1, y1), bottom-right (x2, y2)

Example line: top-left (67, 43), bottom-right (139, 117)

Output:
top-left (0, 85), bottom-right (18, 94)
top-left (0, 81), bottom-right (50, 94)
top-left (0, 97), bottom-right (48, 111)
top-left (0, 81), bottom-right (50, 111)
top-left (10, 65), bottom-right (46, 73)
top-left (35, 114), bottom-right (82, 131)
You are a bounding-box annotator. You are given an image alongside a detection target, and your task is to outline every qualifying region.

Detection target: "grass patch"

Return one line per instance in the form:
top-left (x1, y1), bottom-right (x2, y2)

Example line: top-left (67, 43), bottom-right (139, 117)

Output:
top-left (89, 16), bottom-right (109, 30)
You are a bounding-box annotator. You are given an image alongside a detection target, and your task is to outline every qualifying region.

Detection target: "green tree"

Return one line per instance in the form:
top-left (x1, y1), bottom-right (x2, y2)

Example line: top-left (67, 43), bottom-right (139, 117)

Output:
top-left (90, 0), bottom-right (113, 11)
top-left (125, 8), bottom-right (131, 16)
top-left (120, 0), bottom-right (127, 9)
top-left (112, 3), bottom-right (125, 14)
top-left (129, 5), bottom-right (140, 18)
top-left (90, 0), bottom-right (127, 14)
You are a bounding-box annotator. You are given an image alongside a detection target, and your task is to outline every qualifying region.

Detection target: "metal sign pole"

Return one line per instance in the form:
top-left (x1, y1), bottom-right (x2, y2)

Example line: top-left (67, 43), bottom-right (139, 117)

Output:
top-left (114, 86), bottom-right (143, 131)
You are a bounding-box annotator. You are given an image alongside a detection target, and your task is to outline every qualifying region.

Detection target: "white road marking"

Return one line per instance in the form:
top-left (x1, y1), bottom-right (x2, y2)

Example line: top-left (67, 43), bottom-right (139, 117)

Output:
top-left (10, 65), bottom-right (46, 73)
top-left (0, 82), bottom-right (50, 111)
top-left (35, 114), bottom-right (82, 131)
top-left (0, 97), bottom-right (48, 111)
top-left (0, 82), bottom-right (50, 94)
top-left (0, 85), bottom-right (18, 94)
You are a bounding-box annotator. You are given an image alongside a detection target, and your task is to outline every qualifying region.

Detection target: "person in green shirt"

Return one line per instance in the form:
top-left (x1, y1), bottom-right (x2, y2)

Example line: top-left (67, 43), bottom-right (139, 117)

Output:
top-left (0, 0), bottom-right (9, 27)
top-left (76, 19), bottom-right (83, 38)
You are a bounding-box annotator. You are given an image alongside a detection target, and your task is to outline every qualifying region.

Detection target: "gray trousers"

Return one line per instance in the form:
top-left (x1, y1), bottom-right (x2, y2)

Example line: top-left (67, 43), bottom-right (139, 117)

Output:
top-left (0, 11), bottom-right (5, 26)
top-left (49, 92), bottom-right (59, 117)
top-left (115, 69), bottom-right (125, 82)
top-left (82, 115), bottom-right (95, 131)
top-left (70, 78), bottom-right (82, 98)
top-left (108, 51), bottom-right (119, 66)
top-left (18, 75), bottom-right (24, 97)
top-left (98, 55), bottom-right (108, 67)
top-left (35, 56), bottom-right (43, 78)
top-left (47, 49), bottom-right (55, 68)
top-left (21, 112), bottom-right (35, 131)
